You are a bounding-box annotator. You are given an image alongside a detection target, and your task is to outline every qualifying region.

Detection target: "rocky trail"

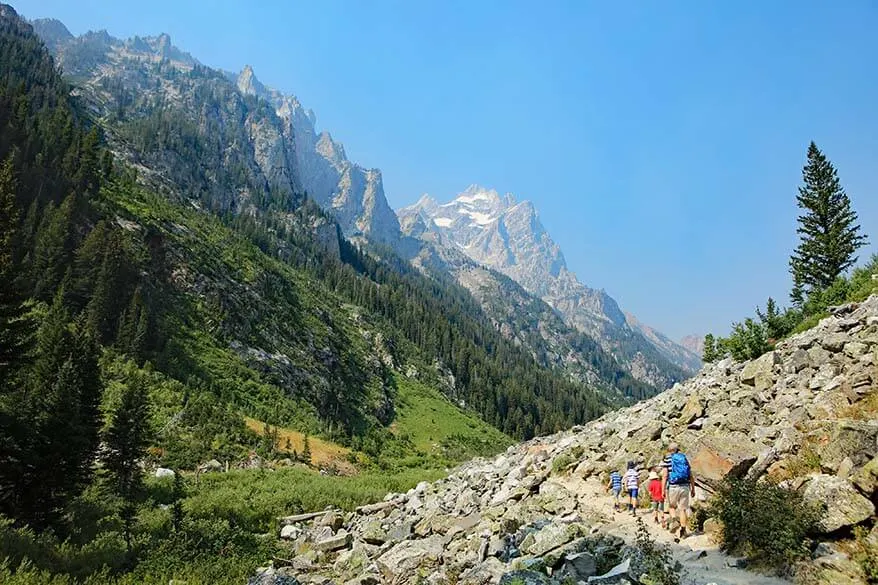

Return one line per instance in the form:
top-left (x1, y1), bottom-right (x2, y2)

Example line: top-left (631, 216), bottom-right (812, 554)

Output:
top-left (251, 295), bottom-right (878, 585)
top-left (556, 476), bottom-right (790, 585)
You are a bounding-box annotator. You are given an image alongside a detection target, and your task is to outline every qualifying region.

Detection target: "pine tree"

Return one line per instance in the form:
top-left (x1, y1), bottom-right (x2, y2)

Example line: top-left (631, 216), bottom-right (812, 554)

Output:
top-left (3, 299), bottom-right (103, 528)
top-left (31, 196), bottom-right (75, 301)
top-left (103, 372), bottom-right (151, 551)
top-left (702, 333), bottom-right (719, 363)
top-left (171, 471), bottom-right (185, 533)
top-left (790, 142), bottom-right (868, 304)
top-left (0, 154), bottom-right (31, 381)
top-left (302, 434), bottom-right (312, 465)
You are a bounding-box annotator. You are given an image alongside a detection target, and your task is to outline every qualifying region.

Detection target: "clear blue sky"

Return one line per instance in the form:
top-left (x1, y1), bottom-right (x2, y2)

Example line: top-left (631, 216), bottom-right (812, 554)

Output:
top-left (16, 0), bottom-right (878, 340)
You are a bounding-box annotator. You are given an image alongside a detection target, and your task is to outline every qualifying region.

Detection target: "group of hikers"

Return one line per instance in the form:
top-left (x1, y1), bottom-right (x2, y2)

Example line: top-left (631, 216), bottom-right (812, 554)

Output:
top-left (606, 442), bottom-right (696, 538)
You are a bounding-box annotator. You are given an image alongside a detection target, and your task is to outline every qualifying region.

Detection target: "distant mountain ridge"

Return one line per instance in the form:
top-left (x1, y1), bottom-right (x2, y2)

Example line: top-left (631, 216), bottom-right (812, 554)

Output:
top-left (399, 186), bottom-right (702, 386)
top-left (30, 18), bottom-right (402, 248)
top-left (30, 15), bottom-right (693, 397)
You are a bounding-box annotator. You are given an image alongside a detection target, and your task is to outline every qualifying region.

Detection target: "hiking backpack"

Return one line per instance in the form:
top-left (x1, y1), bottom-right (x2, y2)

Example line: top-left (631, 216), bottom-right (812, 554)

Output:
top-left (669, 452), bottom-right (691, 485)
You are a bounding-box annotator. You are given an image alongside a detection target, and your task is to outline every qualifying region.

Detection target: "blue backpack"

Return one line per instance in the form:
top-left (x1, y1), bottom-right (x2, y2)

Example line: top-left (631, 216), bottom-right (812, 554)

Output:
top-left (669, 452), bottom-right (691, 485)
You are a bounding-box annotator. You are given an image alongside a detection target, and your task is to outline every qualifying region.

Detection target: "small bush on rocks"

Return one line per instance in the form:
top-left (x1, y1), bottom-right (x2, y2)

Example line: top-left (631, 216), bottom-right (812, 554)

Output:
top-left (552, 454), bottom-right (575, 475)
top-left (630, 519), bottom-right (682, 585)
top-left (714, 478), bottom-right (818, 571)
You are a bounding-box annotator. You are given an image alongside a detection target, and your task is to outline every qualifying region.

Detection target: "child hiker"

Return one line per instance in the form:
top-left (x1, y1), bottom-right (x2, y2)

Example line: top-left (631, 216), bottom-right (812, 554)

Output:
top-left (648, 469), bottom-right (665, 526)
top-left (607, 468), bottom-right (623, 511)
top-left (623, 461), bottom-right (639, 515)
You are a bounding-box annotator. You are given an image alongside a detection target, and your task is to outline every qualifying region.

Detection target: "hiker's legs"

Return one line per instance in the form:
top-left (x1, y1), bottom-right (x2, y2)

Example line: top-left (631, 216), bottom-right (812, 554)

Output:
top-left (671, 485), bottom-right (691, 536)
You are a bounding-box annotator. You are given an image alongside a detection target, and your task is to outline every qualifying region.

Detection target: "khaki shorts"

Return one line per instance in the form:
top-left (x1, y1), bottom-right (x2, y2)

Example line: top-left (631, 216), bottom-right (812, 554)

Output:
top-left (667, 484), bottom-right (690, 510)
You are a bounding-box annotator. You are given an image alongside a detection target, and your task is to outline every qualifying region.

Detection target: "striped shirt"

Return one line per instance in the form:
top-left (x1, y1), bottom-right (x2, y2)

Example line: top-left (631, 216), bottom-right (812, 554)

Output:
top-left (623, 469), bottom-right (639, 490)
top-left (609, 471), bottom-right (622, 490)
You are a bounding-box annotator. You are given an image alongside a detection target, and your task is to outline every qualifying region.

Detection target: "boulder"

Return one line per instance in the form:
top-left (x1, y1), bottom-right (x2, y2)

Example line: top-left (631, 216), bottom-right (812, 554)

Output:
top-left (844, 341), bottom-right (869, 358)
top-left (313, 530), bottom-right (352, 552)
top-left (802, 474), bottom-right (875, 533)
top-left (458, 558), bottom-right (507, 585)
top-left (519, 522), bottom-right (575, 556)
top-left (154, 467), bottom-right (175, 478)
top-left (810, 421), bottom-right (878, 472)
top-left (315, 510), bottom-right (345, 531)
top-left (678, 395), bottom-right (704, 425)
top-left (247, 567), bottom-right (300, 585)
top-left (689, 434), bottom-right (759, 487)
top-left (559, 551), bottom-right (597, 580)
top-left (587, 558), bottom-right (633, 584)
top-left (279, 524), bottom-right (302, 540)
top-left (822, 333), bottom-right (850, 352)
top-left (786, 349), bottom-right (812, 373)
top-left (740, 351), bottom-right (779, 390)
top-left (387, 521), bottom-right (413, 542)
top-left (360, 520), bottom-right (387, 545)
top-left (376, 535), bottom-right (445, 579)
top-left (199, 459), bottom-right (223, 473)
top-left (851, 456), bottom-right (878, 496)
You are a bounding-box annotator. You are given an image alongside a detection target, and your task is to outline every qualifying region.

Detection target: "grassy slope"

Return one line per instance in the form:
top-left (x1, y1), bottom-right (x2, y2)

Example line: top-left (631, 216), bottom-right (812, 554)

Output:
top-left (391, 376), bottom-right (513, 457)
top-left (243, 416), bottom-right (352, 468)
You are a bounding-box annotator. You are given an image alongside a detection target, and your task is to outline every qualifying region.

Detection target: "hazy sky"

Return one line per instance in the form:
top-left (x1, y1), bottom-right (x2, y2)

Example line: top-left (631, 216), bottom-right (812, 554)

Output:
top-left (16, 0), bottom-right (878, 340)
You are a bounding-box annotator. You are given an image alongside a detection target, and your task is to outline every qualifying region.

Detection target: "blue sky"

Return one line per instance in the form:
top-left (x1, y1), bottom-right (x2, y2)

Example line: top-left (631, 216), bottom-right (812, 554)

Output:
top-left (17, 0), bottom-right (878, 340)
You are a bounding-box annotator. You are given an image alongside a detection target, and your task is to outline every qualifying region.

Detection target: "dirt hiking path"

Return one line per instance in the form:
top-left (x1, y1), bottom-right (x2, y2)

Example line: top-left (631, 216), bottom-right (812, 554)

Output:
top-left (557, 476), bottom-right (791, 585)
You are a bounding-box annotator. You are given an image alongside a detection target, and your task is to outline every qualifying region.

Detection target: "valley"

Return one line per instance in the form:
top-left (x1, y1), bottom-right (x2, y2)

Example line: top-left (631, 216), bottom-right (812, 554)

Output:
top-left (0, 3), bottom-right (876, 585)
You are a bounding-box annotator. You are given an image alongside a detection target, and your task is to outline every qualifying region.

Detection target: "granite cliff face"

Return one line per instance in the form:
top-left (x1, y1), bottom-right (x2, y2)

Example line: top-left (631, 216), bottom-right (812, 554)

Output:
top-left (399, 186), bottom-right (701, 387)
top-left (31, 20), bottom-right (401, 246)
top-left (251, 295), bottom-right (878, 585)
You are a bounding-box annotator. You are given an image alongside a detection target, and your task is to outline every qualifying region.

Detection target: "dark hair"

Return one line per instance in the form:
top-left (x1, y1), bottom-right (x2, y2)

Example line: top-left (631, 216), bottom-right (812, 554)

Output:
top-left (627, 461), bottom-right (635, 470)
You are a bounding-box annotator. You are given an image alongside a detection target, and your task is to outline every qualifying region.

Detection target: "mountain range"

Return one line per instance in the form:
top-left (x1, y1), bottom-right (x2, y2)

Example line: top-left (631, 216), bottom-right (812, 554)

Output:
top-left (399, 186), bottom-right (701, 384)
top-left (30, 17), bottom-right (697, 395)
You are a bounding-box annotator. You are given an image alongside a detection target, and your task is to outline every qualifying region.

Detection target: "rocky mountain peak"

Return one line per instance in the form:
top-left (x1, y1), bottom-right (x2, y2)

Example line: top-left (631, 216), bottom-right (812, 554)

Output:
top-left (29, 17), bottom-right (72, 50)
top-left (680, 334), bottom-right (705, 356)
top-left (400, 185), bottom-right (702, 384)
top-left (315, 131), bottom-right (347, 166)
top-left (237, 64), bottom-right (267, 97)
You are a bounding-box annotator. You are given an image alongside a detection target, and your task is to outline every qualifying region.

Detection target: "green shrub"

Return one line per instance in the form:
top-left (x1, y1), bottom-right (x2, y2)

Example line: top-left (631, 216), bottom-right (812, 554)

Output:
top-left (713, 478), bottom-right (818, 571)
top-left (552, 453), bottom-right (575, 475)
top-left (630, 518), bottom-right (681, 585)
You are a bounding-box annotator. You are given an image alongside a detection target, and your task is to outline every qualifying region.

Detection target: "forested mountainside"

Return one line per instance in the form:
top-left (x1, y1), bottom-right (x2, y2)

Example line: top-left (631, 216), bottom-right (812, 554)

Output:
top-left (399, 187), bottom-right (698, 388)
top-left (0, 10), bottom-right (622, 511)
top-left (28, 14), bottom-right (664, 405)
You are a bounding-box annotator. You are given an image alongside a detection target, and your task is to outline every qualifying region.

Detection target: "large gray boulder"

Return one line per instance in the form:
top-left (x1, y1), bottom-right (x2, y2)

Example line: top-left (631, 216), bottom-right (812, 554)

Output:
top-left (740, 351), bottom-right (779, 391)
top-left (802, 474), bottom-right (875, 533)
top-left (519, 522), bottom-right (575, 556)
top-left (376, 535), bottom-right (445, 579)
top-left (810, 421), bottom-right (878, 472)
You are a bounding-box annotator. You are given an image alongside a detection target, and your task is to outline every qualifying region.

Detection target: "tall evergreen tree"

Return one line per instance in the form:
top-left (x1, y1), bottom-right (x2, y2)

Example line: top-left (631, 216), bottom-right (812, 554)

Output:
top-left (103, 372), bottom-right (151, 551)
top-left (0, 154), bottom-right (30, 380)
top-left (702, 333), bottom-right (719, 363)
top-left (3, 296), bottom-right (103, 528)
top-left (790, 142), bottom-right (868, 303)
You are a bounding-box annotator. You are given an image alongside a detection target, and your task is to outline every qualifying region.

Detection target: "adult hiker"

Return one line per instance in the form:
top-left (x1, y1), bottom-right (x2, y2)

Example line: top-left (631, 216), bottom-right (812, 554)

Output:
top-left (647, 469), bottom-right (665, 526)
top-left (662, 442), bottom-right (696, 538)
top-left (623, 461), bottom-right (639, 515)
top-left (607, 468), bottom-right (623, 511)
